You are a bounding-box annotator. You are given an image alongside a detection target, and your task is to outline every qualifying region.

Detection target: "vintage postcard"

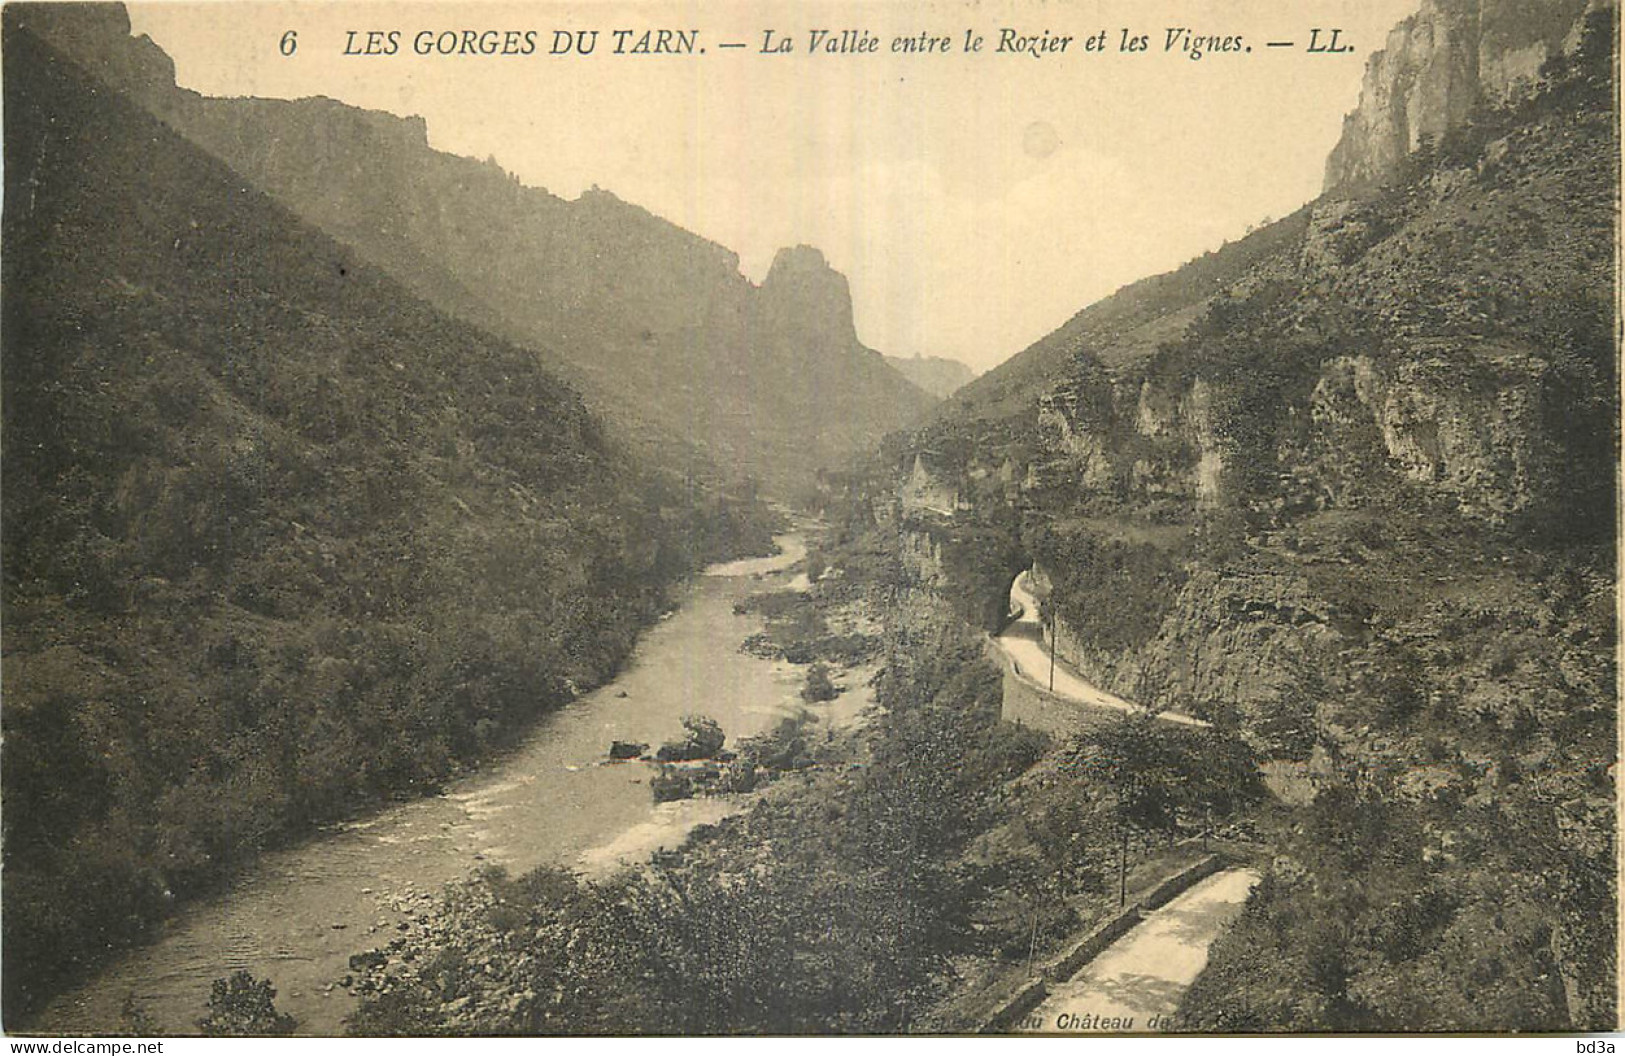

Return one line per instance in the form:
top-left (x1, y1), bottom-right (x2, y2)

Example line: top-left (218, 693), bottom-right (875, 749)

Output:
top-left (1, 0), bottom-right (1617, 1040)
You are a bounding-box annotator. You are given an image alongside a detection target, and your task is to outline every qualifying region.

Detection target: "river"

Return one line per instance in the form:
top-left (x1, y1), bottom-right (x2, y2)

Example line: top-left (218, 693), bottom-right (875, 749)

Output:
top-left (36, 527), bottom-right (847, 1036)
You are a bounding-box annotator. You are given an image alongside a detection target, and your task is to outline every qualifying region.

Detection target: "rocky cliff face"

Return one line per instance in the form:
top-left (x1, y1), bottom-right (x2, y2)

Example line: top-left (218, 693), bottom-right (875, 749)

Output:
top-left (1036, 368), bottom-right (1230, 510)
top-left (1324, 0), bottom-right (1597, 191)
top-left (19, 3), bottom-right (935, 496)
top-left (4, 2), bottom-right (173, 95)
top-left (884, 16), bottom-right (1617, 1021)
top-left (757, 246), bottom-right (860, 347)
top-left (1300, 346), bottom-right (1569, 523)
top-left (1039, 561), bottom-right (1336, 751)
top-left (893, 0), bottom-right (1614, 763)
top-left (1033, 337), bottom-right (1574, 531)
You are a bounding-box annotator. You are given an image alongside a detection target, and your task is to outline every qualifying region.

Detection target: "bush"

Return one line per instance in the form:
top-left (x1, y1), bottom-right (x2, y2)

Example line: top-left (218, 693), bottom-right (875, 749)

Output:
top-left (196, 971), bottom-right (295, 1036)
top-left (802, 663), bottom-right (840, 703)
top-left (738, 714), bottom-right (817, 771)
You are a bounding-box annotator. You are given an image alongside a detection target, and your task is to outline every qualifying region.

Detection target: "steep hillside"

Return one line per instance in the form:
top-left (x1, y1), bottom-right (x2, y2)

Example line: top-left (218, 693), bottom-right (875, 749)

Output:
top-left (935, 207), bottom-right (1312, 430)
top-left (929, 0), bottom-right (1609, 438)
top-left (884, 354), bottom-right (977, 398)
top-left (22, 4), bottom-right (936, 496)
top-left (0, 13), bottom-right (776, 1018)
top-left (875, 0), bottom-right (1616, 1030)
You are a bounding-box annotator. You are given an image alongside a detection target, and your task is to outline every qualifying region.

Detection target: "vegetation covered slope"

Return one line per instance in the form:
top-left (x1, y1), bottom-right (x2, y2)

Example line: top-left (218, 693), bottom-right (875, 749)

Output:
top-left (875, 2), bottom-right (1616, 1030)
top-left (23, 4), bottom-right (937, 497)
top-left (934, 209), bottom-right (1312, 430)
top-left (0, 16), bottom-right (775, 1019)
top-left (1172, 27), bottom-right (1618, 1027)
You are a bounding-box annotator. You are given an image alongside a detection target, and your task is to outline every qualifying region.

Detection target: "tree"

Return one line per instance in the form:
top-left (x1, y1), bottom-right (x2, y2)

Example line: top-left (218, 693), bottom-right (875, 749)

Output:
top-left (1072, 713), bottom-right (1263, 905)
top-left (1074, 714), bottom-right (1183, 905)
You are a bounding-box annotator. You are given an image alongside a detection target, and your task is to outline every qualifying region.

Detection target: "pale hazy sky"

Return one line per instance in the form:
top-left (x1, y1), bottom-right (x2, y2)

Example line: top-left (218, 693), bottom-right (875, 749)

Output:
top-left (130, 0), bottom-right (1418, 372)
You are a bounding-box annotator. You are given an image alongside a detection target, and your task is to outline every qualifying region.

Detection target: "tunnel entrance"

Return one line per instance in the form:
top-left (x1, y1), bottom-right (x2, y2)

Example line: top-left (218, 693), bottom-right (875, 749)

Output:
top-left (910, 513), bottom-right (1029, 633)
top-left (997, 562), bottom-right (1052, 641)
top-left (994, 563), bottom-right (1034, 634)
top-left (976, 551), bottom-right (1034, 634)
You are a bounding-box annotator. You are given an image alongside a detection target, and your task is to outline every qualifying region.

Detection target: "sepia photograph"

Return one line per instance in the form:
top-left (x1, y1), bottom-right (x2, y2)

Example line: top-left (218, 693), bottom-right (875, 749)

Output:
top-left (0, 0), bottom-right (1618, 1039)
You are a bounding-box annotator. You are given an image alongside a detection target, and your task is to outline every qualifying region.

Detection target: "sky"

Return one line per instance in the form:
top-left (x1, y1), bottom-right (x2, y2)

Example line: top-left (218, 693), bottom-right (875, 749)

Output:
top-left (129, 0), bottom-right (1420, 373)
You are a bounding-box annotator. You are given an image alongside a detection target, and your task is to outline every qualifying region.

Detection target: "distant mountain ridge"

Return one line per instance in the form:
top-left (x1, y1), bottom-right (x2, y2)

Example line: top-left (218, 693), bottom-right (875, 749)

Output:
top-left (23, 3), bottom-right (935, 496)
top-left (883, 354), bottom-right (977, 399)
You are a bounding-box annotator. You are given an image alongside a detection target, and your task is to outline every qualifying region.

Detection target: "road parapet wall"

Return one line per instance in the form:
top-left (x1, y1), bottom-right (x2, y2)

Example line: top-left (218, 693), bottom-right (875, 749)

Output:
top-left (980, 852), bottom-right (1234, 1033)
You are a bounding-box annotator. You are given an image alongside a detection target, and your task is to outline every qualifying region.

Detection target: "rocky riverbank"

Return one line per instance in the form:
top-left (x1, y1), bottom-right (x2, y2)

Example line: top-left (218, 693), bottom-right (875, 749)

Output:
top-left (337, 562), bottom-right (891, 1033)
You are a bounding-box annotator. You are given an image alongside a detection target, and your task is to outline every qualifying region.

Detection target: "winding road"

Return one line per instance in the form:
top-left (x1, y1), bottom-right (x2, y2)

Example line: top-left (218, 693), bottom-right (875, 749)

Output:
top-left (993, 571), bottom-right (1252, 1031)
top-left (997, 573), bottom-right (1206, 728)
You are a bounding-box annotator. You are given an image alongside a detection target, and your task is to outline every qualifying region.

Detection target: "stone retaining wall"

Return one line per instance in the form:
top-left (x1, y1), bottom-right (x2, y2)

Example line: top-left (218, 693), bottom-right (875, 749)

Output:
top-left (984, 637), bottom-right (1124, 737)
top-left (1001, 663), bottom-right (1128, 737)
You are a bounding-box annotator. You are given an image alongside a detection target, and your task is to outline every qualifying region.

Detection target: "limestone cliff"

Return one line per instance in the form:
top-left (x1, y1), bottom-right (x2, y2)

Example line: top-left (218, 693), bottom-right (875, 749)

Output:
top-left (890, 0), bottom-right (1614, 767)
top-left (757, 246), bottom-right (861, 348)
top-left (1032, 337), bottom-right (1578, 532)
top-left (1324, 0), bottom-right (1599, 191)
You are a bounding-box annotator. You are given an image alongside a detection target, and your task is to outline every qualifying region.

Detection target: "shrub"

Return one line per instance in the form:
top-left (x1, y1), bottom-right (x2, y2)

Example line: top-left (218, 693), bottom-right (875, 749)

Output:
top-left (196, 971), bottom-right (295, 1036)
top-left (738, 714), bottom-right (817, 771)
top-left (656, 715), bottom-right (726, 761)
top-left (802, 663), bottom-right (840, 703)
